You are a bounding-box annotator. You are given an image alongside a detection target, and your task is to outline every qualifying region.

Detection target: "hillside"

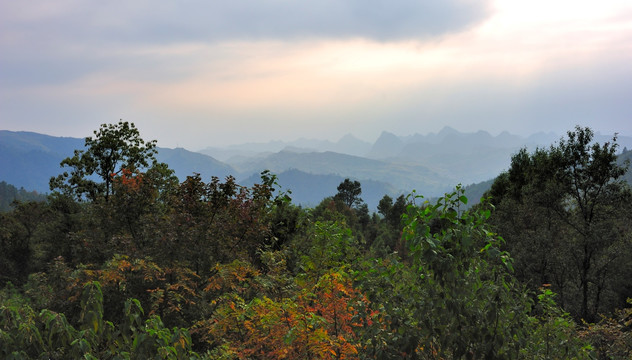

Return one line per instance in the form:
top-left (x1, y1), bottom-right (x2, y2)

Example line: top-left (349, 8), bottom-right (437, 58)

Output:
top-left (0, 131), bottom-right (84, 193)
top-left (199, 133), bottom-right (372, 161)
top-left (214, 127), bottom-right (632, 193)
top-left (241, 168), bottom-right (399, 210)
top-left (232, 150), bottom-right (452, 196)
top-left (155, 147), bottom-right (235, 181)
top-left (619, 148), bottom-right (632, 185)
top-left (0, 181), bottom-right (48, 212)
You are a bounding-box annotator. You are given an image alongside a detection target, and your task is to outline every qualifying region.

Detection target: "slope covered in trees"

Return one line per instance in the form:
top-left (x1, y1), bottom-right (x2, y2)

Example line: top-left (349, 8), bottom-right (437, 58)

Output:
top-left (0, 181), bottom-right (47, 212)
top-left (1, 122), bottom-right (631, 358)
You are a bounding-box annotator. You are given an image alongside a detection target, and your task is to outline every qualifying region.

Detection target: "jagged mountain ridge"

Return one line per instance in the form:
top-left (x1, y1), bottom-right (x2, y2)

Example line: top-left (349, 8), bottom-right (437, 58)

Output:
top-left (199, 133), bottom-right (372, 162)
top-left (215, 126), bottom-right (632, 190)
top-left (2, 128), bottom-right (631, 210)
top-left (230, 149), bottom-right (450, 196)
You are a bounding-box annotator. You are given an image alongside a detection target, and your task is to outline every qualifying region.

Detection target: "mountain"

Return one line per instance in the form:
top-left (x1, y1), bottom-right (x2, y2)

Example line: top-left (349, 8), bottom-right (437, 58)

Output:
top-left (332, 133), bottom-right (372, 156)
top-left (372, 127), bottom-right (565, 185)
top-left (0, 130), bottom-right (236, 193)
top-left (0, 181), bottom-right (48, 212)
top-left (198, 134), bottom-right (372, 161)
top-left (155, 147), bottom-right (235, 181)
top-left (4, 128), bottom-right (630, 209)
top-left (461, 179), bottom-right (496, 208)
top-left (0, 131), bottom-right (84, 193)
top-left (231, 149), bottom-right (453, 196)
top-left (618, 148), bottom-right (632, 185)
top-left (241, 168), bottom-right (398, 210)
top-left (366, 131), bottom-right (405, 159)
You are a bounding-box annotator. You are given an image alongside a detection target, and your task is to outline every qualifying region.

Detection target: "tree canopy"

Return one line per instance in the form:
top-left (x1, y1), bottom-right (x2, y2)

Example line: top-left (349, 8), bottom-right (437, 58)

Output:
top-left (487, 126), bottom-right (632, 321)
top-left (334, 178), bottom-right (363, 208)
top-left (50, 120), bottom-right (158, 202)
top-left (2, 123), bottom-right (631, 358)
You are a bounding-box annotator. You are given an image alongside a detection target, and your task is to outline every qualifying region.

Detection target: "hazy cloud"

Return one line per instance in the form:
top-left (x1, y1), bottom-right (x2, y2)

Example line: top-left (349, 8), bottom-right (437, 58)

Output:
top-left (1, 0), bottom-right (631, 149)
top-left (0, 0), bottom-right (492, 87)
top-left (1, 1), bottom-right (492, 44)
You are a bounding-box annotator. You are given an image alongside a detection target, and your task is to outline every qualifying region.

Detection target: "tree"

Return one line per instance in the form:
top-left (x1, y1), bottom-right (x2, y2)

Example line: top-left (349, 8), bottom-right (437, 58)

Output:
top-left (50, 120), bottom-right (158, 202)
top-left (487, 126), bottom-right (632, 321)
top-left (378, 194), bottom-right (406, 229)
top-left (0, 281), bottom-right (200, 359)
top-left (334, 178), bottom-right (363, 208)
top-left (355, 188), bottom-right (591, 358)
top-left (377, 195), bottom-right (393, 218)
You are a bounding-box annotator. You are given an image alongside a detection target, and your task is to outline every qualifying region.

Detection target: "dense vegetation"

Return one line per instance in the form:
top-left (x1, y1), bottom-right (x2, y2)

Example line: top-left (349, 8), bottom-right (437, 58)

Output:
top-left (1, 122), bottom-right (631, 358)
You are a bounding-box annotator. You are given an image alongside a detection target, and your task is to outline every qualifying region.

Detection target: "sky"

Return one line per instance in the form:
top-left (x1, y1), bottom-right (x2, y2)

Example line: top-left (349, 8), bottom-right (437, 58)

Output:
top-left (1, 0), bottom-right (631, 150)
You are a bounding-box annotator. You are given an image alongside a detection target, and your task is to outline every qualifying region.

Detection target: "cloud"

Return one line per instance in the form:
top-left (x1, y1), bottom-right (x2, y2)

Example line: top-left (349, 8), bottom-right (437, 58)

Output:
top-left (1, 0), bottom-right (631, 149)
top-left (0, 0), bottom-right (493, 88)
top-left (1, 1), bottom-right (493, 45)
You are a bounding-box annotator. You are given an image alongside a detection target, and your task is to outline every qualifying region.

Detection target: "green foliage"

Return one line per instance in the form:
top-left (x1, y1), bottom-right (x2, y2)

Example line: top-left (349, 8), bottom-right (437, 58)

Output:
top-left (334, 178), bottom-right (363, 208)
top-left (50, 120), bottom-right (158, 202)
top-left (3, 123), bottom-right (628, 357)
top-left (355, 187), bottom-right (591, 359)
top-left (401, 187), bottom-right (528, 358)
top-left (370, 194), bottom-right (407, 256)
top-left (522, 288), bottom-right (592, 359)
top-left (0, 281), bottom-right (201, 359)
top-left (296, 221), bottom-right (359, 278)
top-left (487, 126), bottom-right (632, 321)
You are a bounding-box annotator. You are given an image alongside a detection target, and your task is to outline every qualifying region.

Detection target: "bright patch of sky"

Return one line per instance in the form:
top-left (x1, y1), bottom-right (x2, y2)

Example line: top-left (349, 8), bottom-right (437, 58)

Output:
top-left (1, 0), bottom-right (631, 149)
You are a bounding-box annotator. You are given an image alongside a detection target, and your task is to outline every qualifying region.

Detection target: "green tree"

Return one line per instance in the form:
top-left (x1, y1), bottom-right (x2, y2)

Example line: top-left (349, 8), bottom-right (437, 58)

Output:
top-left (370, 194), bottom-right (408, 256)
top-left (487, 126), bottom-right (632, 321)
top-left (356, 188), bottom-right (591, 358)
top-left (0, 281), bottom-right (200, 359)
top-left (334, 178), bottom-right (363, 208)
top-left (377, 194), bottom-right (406, 229)
top-left (50, 120), bottom-right (158, 202)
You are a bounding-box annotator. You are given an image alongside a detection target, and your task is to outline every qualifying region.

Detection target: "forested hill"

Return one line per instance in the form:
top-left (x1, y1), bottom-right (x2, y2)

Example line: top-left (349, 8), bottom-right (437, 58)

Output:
top-left (0, 131), bottom-right (84, 193)
top-left (619, 148), bottom-right (632, 184)
top-left (0, 181), bottom-right (47, 211)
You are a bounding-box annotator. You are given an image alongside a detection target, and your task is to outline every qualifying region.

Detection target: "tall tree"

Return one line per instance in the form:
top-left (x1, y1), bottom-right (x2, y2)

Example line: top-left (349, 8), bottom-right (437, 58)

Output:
top-left (334, 178), bottom-right (363, 208)
top-left (487, 126), bottom-right (632, 321)
top-left (50, 121), bottom-right (157, 202)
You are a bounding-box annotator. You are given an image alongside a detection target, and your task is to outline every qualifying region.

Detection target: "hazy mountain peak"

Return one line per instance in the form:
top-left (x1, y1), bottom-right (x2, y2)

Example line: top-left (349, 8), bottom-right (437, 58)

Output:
top-left (367, 131), bottom-right (405, 159)
top-left (438, 126), bottom-right (460, 137)
top-left (375, 131), bottom-right (402, 142)
top-left (475, 130), bottom-right (492, 138)
top-left (337, 133), bottom-right (360, 143)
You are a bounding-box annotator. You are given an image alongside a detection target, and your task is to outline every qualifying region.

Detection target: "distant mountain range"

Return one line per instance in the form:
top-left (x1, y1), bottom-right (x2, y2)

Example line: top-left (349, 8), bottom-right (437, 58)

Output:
top-left (202, 126), bottom-right (632, 196)
top-left (2, 127), bottom-right (631, 210)
top-left (241, 169), bottom-right (397, 209)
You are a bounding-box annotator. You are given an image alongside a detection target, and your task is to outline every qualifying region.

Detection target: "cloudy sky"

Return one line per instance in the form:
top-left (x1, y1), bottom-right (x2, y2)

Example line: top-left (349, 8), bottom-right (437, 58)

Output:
top-left (1, 0), bottom-right (631, 150)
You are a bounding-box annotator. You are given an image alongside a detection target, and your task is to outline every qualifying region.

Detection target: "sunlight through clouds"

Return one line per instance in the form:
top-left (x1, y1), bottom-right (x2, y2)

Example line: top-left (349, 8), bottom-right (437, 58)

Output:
top-left (1, 0), bottom-right (631, 148)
